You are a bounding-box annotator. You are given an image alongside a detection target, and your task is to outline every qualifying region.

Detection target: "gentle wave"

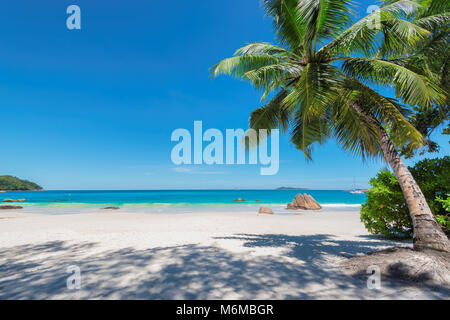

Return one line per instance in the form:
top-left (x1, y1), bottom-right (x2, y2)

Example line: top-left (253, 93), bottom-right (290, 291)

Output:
top-left (19, 202), bottom-right (362, 209)
top-left (321, 203), bottom-right (362, 208)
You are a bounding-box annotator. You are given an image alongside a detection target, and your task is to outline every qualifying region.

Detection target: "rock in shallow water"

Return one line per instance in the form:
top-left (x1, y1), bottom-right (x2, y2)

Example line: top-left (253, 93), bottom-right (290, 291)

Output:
top-left (0, 205), bottom-right (23, 210)
top-left (258, 207), bottom-right (274, 214)
top-left (287, 193), bottom-right (322, 210)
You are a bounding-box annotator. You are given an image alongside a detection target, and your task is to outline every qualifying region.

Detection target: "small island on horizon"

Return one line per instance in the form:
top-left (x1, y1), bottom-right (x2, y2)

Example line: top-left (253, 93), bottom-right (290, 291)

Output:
top-left (276, 186), bottom-right (310, 190)
top-left (0, 175), bottom-right (43, 191)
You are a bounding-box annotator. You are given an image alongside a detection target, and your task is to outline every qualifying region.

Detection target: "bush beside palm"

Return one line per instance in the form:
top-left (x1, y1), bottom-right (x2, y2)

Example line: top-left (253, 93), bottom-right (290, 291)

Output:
top-left (361, 157), bottom-right (450, 238)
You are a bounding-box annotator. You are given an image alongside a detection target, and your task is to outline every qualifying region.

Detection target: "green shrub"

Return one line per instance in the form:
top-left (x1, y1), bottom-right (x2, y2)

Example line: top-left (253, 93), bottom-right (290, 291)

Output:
top-left (436, 195), bottom-right (450, 232)
top-left (361, 157), bottom-right (450, 239)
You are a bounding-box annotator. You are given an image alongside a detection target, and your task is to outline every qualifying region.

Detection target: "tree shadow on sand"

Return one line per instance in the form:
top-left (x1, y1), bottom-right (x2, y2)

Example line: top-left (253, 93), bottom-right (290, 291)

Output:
top-left (0, 234), bottom-right (447, 299)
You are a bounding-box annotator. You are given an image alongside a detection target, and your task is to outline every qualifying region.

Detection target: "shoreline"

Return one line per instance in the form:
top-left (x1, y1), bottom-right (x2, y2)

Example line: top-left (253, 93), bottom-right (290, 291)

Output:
top-left (3, 203), bottom-right (362, 215)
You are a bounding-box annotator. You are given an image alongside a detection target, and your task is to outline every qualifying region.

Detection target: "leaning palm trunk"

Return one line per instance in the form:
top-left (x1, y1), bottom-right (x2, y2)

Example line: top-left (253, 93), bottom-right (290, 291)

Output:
top-left (352, 103), bottom-right (450, 252)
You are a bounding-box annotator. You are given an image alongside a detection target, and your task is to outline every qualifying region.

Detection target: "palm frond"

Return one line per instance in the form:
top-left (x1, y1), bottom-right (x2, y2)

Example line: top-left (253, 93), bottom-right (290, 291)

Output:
top-left (284, 63), bottom-right (344, 158)
top-left (329, 96), bottom-right (384, 160)
top-left (283, 63), bottom-right (343, 111)
top-left (211, 54), bottom-right (282, 80)
top-left (296, 0), bottom-right (356, 51)
top-left (244, 62), bottom-right (303, 99)
top-left (290, 110), bottom-right (331, 160)
top-left (249, 89), bottom-right (292, 132)
top-left (211, 43), bottom-right (303, 95)
top-left (235, 42), bottom-right (300, 59)
top-left (321, 1), bottom-right (429, 56)
top-left (341, 57), bottom-right (446, 107)
top-left (414, 12), bottom-right (450, 30)
top-left (263, 0), bottom-right (306, 53)
top-left (342, 78), bottom-right (423, 149)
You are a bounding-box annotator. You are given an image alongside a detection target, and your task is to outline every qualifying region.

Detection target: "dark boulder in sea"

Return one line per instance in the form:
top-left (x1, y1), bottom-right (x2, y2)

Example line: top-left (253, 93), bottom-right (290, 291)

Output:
top-left (258, 207), bottom-right (274, 215)
top-left (102, 207), bottom-right (120, 210)
top-left (287, 194), bottom-right (322, 210)
top-left (233, 198), bottom-right (245, 202)
top-left (0, 205), bottom-right (23, 210)
top-left (2, 199), bottom-right (26, 203)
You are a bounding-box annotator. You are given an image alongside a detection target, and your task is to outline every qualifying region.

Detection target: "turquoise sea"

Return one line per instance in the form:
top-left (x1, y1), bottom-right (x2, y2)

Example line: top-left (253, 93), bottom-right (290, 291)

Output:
top-left (0, 190), bottom-right (365, 213)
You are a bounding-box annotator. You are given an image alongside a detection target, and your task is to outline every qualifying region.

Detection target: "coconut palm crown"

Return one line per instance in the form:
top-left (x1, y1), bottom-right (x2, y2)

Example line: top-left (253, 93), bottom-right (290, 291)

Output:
top-left (212, 0), bottom-right (445, 159)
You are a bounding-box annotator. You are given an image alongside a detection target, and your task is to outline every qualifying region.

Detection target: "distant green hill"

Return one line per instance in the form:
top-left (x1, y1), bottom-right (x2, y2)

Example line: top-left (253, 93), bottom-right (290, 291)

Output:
top-left (0, 175), bottom-right (42, 191)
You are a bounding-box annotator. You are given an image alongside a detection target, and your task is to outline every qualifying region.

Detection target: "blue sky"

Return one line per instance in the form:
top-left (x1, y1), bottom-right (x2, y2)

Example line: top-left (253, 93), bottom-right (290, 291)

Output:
top-left (0, 0), bottom-right (448, 190)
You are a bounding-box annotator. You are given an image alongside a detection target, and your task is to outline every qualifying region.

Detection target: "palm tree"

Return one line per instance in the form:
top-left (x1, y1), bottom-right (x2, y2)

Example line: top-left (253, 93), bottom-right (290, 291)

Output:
top-left (211, 0), bottom-right (450, 252)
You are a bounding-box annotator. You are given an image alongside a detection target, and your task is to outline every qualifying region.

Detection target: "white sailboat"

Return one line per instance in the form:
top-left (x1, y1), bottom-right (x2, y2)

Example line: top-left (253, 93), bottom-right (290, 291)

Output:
top-left (349, 177), bottom-right (365, 194)
top-left (349, 189), bottom-right (365, 194)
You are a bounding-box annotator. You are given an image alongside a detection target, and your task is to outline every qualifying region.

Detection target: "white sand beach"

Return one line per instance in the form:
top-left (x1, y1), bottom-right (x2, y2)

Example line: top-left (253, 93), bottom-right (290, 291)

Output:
top-left (0, 208), bottom-right (448, 300)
